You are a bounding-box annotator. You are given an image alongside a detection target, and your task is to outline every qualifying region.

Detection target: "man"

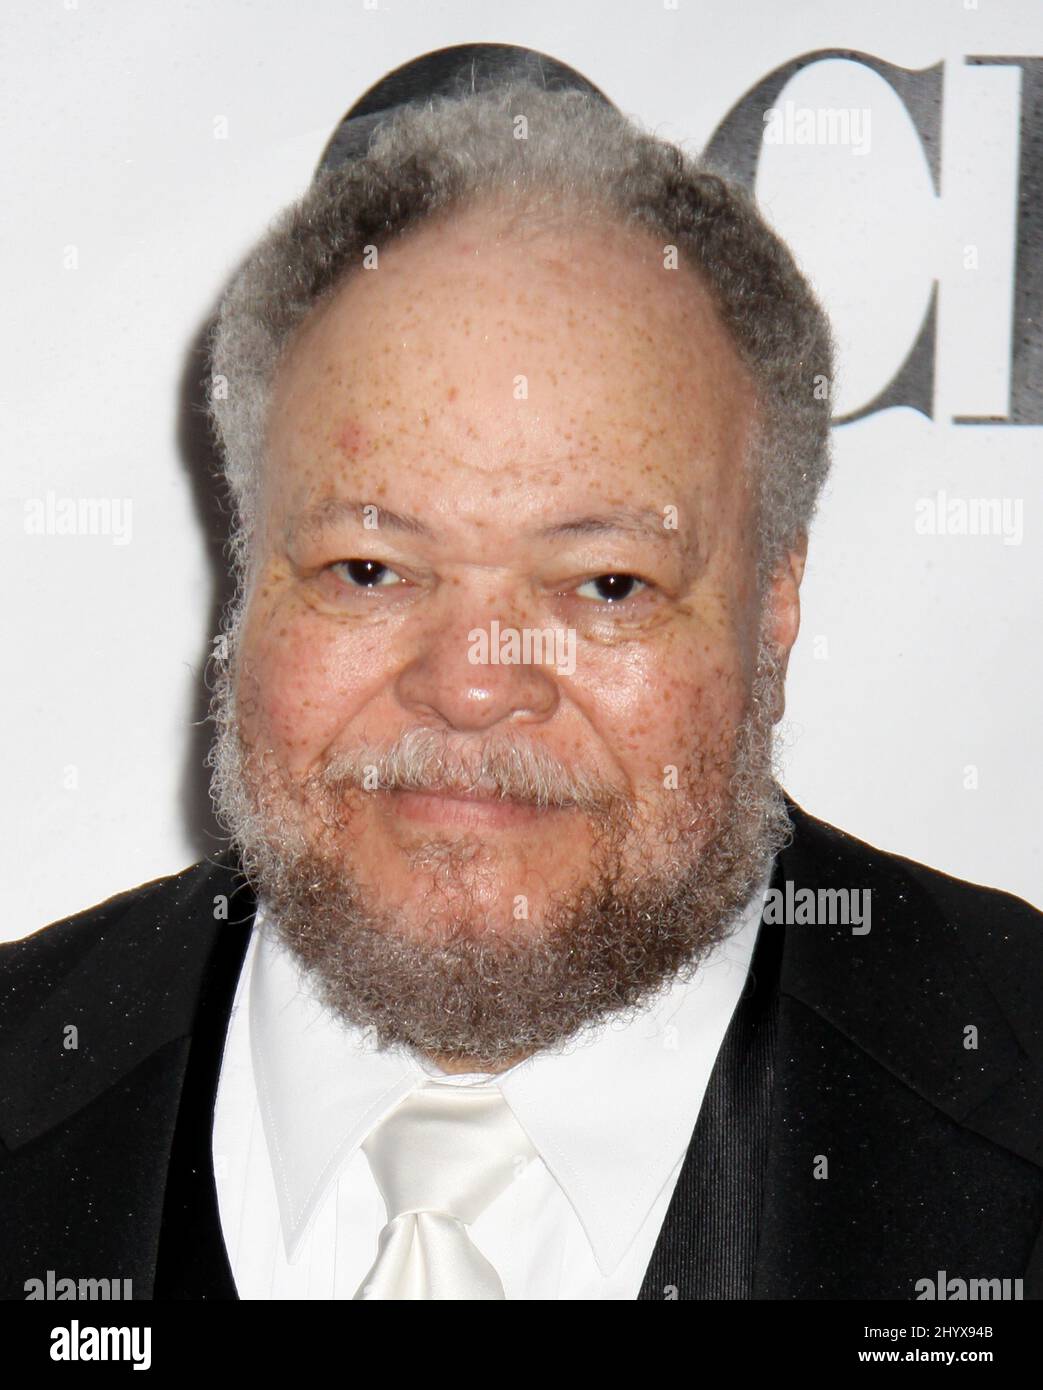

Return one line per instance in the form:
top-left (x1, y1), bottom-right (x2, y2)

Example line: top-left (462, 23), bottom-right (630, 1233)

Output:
top-left (3, 51), bottom-right (1042, 1302)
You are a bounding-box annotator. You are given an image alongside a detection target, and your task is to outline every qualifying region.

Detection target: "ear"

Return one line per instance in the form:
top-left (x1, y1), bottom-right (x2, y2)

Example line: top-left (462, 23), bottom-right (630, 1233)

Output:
top-left (764, 532), bottom-right (808, 723)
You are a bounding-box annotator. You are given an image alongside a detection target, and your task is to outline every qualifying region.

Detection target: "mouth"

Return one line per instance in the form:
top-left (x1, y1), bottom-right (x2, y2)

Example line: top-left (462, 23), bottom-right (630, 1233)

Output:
top-left (385, 786), bottom-right (570, 829)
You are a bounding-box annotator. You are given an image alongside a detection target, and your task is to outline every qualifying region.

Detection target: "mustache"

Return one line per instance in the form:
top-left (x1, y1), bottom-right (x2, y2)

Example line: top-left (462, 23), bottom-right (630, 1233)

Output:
top-left (313, 728), bottom-right (628, 816)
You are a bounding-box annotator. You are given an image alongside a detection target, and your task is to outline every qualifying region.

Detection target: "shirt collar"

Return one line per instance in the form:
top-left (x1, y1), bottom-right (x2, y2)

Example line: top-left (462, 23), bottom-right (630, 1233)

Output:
top-left (250, 879), bottom-right (770, 1275)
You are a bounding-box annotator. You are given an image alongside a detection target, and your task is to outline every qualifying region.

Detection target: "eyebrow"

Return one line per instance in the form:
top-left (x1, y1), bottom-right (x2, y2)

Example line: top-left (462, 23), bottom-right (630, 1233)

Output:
top-left (286, 497), bottom-right (435, 545)
top-left (285, 497), bottom-right (680, 547)
top-left (537, 508), bottom-right (677, 544)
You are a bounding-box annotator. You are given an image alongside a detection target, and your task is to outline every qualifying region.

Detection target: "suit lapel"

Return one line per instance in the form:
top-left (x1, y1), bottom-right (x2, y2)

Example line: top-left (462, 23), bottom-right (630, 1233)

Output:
top-left (152, 893), bottom-right (252, 1299)
top-left (752, 799), bottom-right (1043, 1298)
top-left (638, 893), bottom-right (783, 1299)
top-left (0, 851), bottom-right (254, 1300)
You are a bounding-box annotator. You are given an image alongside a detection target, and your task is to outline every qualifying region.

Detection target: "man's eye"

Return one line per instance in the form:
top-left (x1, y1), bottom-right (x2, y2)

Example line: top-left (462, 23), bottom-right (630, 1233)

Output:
top-left (330, 559), bottom-right (402, 590)
top-left (575, 573), bottom-right (648, 603)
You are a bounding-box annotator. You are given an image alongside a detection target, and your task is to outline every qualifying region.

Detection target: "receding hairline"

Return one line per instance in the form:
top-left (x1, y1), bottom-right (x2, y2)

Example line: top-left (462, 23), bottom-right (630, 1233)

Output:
top-left (207, 79), bottom-right (836, 600)
top-left (267, 184), bottom-right (757, 426)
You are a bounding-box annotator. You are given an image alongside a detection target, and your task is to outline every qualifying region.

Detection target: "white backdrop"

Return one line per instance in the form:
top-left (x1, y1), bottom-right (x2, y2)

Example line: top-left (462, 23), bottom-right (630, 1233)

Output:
top-left (4, 0), bottom-right (1040, 941)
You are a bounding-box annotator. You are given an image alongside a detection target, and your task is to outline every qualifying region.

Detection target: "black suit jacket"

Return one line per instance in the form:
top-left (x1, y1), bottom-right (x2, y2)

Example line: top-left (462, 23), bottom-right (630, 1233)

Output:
top-left (2, 797), bottom-right (1042, 1300)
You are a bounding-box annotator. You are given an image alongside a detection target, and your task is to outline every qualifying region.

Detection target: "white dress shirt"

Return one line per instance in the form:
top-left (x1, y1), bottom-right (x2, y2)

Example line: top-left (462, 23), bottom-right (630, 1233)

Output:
top-left (212, 878), bottom-right (771, 1300)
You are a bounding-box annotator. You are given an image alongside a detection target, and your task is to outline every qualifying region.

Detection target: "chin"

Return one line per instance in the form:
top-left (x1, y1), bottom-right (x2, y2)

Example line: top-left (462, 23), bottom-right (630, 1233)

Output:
top-left (397, 909), bottom-right (548, 947)
top-left (386, 873), bottom-right (563, 934)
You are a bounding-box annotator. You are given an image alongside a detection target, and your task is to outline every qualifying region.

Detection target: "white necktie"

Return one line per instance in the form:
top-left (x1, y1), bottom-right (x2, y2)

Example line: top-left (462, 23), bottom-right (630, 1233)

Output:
top-left (354, 1082), bottom-right (535, 1300)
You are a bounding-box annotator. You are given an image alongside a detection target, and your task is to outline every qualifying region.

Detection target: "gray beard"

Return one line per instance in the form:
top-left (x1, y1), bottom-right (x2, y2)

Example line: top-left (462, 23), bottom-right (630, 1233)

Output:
top-left (208, 628), bottom-right (792, 1070)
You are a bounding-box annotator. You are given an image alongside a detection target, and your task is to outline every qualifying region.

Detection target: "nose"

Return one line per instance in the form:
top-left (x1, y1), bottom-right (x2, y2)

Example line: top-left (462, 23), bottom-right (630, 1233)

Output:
top-left (394, 609), bottom-right (562, 734)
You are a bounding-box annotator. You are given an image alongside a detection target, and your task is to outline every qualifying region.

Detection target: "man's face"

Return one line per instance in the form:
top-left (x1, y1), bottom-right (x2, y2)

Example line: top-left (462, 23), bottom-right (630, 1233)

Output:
top-left (214, 199), bottom-right (802, 1066)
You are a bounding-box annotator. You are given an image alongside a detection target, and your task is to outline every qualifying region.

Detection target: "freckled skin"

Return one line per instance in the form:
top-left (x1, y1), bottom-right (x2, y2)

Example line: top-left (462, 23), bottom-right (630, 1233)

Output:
top-left (237, 198), bottom-right (805, 941)
top-left (334, 418), bottom-right (369, 458)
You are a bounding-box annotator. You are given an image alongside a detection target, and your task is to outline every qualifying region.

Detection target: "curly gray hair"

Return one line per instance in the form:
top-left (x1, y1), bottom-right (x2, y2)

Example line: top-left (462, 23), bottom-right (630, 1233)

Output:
top-left (207, 77), bottom-right (835, 595)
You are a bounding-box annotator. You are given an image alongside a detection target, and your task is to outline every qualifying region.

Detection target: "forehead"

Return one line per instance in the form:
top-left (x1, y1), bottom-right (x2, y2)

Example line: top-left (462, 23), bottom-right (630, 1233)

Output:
top-left (263, 200), bottom-right (756, 522)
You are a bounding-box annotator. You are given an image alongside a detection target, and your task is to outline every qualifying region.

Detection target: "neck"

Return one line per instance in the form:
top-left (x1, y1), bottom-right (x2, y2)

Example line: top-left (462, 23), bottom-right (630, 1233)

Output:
top-left (426, 1050), bottom-right (530, 1076)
